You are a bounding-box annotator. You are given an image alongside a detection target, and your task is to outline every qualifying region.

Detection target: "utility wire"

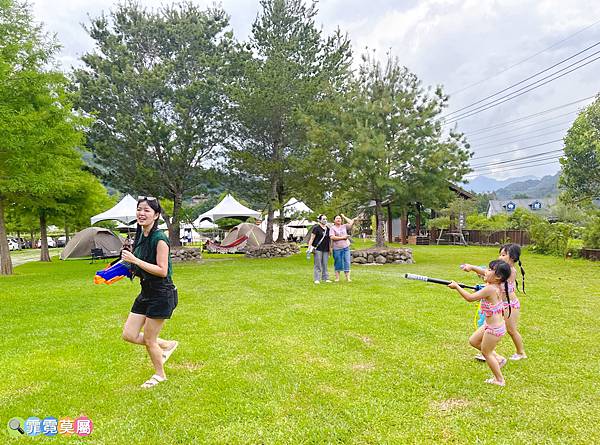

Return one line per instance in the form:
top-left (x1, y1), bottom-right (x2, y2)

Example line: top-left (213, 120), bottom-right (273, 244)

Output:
top-left (471, 129), bottom-right (567, 150)
top-left (444, 54), bottom-right (600, 124)
top-left (471, 140), bottom-right (564, 160)
top-left (470, 149), bottom-right (564, 169)
top-left (465, 97), bottom-right (593, 135)
top-left (465, 159), bottom-right (561, 176)
top-left (449, 17), bottom-right (600, 96)
top-left (468, 119), bottom-right (573, 143)
top-left (444, 41), bottom-right (600, 118)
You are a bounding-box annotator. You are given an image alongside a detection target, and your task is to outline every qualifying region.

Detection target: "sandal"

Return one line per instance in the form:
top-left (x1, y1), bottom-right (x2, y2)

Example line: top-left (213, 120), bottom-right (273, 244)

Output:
top-left (141, 374), bottom-right (166, 388)
top-left (162, 341), bottom-right (179, 364)
top-left (510, 353), bottom-right (527, 361)
top-left (484, 377), bottom-right (505, 387)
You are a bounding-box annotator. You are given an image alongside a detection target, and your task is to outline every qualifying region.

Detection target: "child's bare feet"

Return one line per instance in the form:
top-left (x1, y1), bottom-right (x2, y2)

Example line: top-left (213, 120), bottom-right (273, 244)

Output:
top-left (485, 377), bottom-right (505, 387)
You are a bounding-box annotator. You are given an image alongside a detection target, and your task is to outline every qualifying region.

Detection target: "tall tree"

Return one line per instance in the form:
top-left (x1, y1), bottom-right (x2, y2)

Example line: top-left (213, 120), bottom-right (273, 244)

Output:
top-left (560, 96), bottom-right (600, 203)
top-left (0, 0), bottom-right (87, 273)
top-left (227, 0), bottom-right (351, 243)
top-left (74, 3), bottom-right (236, 246)
top-left (319, 53), bottom-right (471, 247)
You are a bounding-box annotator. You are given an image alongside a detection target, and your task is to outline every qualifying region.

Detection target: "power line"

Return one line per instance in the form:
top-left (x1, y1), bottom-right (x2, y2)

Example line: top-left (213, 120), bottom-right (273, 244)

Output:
top-left (444, 53), bottom-right (600, 124)
top-left (468, 118), bottom-right (574, 142)
top-left (471, 129), bottom-right (567, 150)
top-left (470, 149), bottom-right (564, 169)
top-left (449, 17), bottom-right (600, 96)
top-left (465, 97), bottom-right (593, 135)
top-left (465, 159), bottom-right (561, 176)
top-left (444, 41), bottom-right (600, 118)
top-left (471, 140), bottom-right (564, 160)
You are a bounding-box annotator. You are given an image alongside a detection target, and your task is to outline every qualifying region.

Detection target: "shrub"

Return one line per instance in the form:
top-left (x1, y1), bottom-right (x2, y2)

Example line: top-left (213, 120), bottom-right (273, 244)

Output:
top-left (427, 216), bottom-right (450, 230)
top-left (583, 214), bottom-right (600, 248)
top-left (508, 208), bottom-right (544, 230)
top-left (530, 221), bottom-right (575, 256)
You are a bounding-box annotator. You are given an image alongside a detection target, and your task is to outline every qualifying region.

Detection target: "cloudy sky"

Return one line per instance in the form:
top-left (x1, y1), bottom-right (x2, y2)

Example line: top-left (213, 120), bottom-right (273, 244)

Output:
top-left (31, 0), bottom-right (600, 180)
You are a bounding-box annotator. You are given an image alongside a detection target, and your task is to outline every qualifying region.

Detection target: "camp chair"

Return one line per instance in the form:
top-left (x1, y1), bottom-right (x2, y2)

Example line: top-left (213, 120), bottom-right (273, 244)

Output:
top-left (90, 247), bottom-right (106, 263)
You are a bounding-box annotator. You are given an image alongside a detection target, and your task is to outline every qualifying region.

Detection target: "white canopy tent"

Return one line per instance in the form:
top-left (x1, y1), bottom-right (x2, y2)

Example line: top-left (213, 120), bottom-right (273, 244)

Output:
top-left (260, 198), bottom-right (315, 241)
top-left (194, 194), bottom-right (261, 224)
top-left (91, 194), bottom-right (138, 225)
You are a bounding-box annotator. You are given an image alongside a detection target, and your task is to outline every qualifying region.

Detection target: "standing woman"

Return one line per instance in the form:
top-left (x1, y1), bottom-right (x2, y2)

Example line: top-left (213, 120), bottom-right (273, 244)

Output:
top-left (121, 196), bottom-right (179, 388)
top-left (307, 214), bottom-right (331, 284)
top-left (330, 214), bottom-right (355, 282)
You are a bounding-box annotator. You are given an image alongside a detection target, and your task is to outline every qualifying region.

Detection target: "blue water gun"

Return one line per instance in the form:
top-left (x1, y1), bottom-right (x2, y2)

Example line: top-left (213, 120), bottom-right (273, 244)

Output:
top-left (94, 259), bottom-right (133, 285)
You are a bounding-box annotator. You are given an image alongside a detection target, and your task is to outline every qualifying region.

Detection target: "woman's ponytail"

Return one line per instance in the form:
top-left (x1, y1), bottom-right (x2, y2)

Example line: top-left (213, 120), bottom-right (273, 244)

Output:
top-left (518, 259), bottom-right (526, 294)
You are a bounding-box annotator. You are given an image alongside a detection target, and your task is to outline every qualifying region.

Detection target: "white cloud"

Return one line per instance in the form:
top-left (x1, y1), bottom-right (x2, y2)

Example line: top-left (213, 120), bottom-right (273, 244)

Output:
top-left (28, 0), bottom-right (600, 179)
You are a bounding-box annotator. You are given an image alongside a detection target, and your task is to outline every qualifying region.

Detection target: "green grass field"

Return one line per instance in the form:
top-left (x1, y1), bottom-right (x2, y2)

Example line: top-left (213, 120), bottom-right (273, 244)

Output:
top-left (2, 245), bottom-right (600, 444)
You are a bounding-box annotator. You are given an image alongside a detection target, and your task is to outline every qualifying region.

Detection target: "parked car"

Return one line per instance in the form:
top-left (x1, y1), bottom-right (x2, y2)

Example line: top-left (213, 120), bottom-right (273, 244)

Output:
top-left (8, 239), bottom-right (20, 251)
top-left (36, 237), bottom-right (57, 248)
top-left (56, 236), bottom-right (67, 247)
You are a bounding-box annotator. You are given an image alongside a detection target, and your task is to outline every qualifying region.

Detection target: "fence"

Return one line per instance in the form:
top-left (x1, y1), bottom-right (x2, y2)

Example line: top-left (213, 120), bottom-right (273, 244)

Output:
top-left (429, 229), bottom-right (530, 246)
top-left (582, 248), bottom-right (600, 261)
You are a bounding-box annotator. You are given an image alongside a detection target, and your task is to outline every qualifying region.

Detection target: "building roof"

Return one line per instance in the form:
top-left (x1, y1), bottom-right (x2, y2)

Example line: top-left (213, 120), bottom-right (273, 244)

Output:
top-left (487, 197), bottom-right (557, 218)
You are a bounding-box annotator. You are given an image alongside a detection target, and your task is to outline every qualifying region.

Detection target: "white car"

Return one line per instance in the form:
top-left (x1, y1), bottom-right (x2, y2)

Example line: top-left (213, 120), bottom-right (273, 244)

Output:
top-left (36, 237), bottom-right (57, 248)
top-left (8, 239), bottom-right (20, 251)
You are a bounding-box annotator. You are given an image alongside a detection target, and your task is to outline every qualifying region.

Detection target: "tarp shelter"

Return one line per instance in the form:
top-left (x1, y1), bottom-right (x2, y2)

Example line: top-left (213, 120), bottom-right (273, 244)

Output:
top-left (194, 194), bottom-right (261, 223)
top-left (221, 223), bottom-right (266, 248)
top-left (91, 194), bottom-right (138, 225)
top-left (60, 227), bottom-right (123, 260)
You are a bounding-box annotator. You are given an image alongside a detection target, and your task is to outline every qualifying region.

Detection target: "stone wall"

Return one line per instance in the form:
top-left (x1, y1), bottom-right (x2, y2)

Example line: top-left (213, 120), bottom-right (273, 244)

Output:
top-left (245, 243), bottom-right (300, 258)
top-left (171, 248), bottom-right (202, 262)
top-left (351, 247), bottom-right (413, 265)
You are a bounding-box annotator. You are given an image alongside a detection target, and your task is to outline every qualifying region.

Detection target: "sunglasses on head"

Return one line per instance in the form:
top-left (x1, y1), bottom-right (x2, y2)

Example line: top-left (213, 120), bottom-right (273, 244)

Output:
top-left (138, 196), bottom-right (157, 202)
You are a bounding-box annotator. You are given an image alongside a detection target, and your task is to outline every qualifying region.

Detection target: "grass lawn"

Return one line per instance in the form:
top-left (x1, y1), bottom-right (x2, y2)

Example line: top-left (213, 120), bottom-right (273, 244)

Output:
top-left (2, 245), bottom-right (600, 444)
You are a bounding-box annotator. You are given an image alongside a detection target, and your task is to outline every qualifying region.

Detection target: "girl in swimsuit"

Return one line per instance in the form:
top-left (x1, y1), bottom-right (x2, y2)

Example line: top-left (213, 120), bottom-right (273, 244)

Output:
top-left (462, 244), bottom-right (527, 360)
top-left (448, 260), bottom-right (512, 387)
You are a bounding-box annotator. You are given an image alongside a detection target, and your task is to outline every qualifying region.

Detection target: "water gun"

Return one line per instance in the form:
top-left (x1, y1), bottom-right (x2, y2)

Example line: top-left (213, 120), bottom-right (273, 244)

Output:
top-left (94, 259), bottom-right (133, 285)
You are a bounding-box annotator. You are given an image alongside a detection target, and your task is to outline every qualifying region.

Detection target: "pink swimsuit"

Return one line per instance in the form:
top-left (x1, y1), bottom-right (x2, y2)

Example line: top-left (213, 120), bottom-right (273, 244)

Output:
top-left (501, 280), bottom-right (521, 310)
top-left (481, 293), bottom-right (506, 337)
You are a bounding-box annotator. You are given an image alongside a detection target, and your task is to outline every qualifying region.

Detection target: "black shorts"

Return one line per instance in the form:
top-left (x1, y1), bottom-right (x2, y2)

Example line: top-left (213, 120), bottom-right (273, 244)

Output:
top-left (131, 279), bottom-right (178, 319)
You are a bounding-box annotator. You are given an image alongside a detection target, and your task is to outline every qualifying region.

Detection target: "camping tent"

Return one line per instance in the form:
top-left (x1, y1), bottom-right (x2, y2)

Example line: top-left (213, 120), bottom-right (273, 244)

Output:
top-left (60, 227), bottom-right (123, 260)
top-left (194, 194), bottom-right (261, 223)
top-left (221, 223), bottom-right (266, 248)
top-left (91, 194), bottom-right (138, 225)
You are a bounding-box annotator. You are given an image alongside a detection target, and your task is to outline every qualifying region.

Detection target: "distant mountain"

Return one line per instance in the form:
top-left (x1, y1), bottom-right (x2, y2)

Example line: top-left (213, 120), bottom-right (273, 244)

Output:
top-left (462, 175), bottom-right (538, 193)
top-left (494, 173), bottom-right (560, 199)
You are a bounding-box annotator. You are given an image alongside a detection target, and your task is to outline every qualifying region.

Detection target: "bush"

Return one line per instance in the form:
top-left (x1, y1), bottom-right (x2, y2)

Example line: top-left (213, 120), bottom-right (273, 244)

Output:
top-left (566, 238), bottom-right (584, 258)
top-left (583, 214), bottom-right (600, 248)
top-left (530, 221), bottom-right (575, 256)
top-left (427, 216), bottom-right (450, 230)
top-left (508, 208), bottom-right (544, 230)
top-left (465, 213), bottom-right (510, 230)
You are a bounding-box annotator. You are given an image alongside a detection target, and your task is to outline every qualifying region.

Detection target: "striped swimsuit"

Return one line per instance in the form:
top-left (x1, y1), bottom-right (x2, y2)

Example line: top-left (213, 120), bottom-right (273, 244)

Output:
top-left (480, 296), bottom-right (506, 337)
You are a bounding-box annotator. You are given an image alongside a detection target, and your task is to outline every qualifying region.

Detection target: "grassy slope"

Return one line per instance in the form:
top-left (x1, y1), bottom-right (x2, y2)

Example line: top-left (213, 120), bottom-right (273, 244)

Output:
top-left (1, 245), bottom-right (599, 444)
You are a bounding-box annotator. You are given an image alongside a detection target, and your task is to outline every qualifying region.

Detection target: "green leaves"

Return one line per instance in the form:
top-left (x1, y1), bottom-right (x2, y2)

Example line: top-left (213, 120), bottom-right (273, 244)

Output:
top-left (560, 97), bottom-right (600, 202)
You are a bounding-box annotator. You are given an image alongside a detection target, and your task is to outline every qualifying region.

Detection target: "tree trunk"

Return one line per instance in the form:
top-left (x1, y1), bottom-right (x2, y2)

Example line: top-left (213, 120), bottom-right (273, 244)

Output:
top-left (0, 198), bottom-right (14, 275)
top-left (65, 224), bottom-right (70, 243)
top-left (168, 192), bottom-right (183, 248)
top-left (375, 199), bottom-right (386, 248)
top-left (39, 212), bottom-right (51, 262)
top-left (386, 204), bottom-right (393, 243)
top-left (400, 208), bottom-right (408, 245)
top-left (415, 203), bottom-right (421, 235)
top-left (276, 182), bottom-right (285, 243)
top-left (264, 176), bottom-right (278, 244)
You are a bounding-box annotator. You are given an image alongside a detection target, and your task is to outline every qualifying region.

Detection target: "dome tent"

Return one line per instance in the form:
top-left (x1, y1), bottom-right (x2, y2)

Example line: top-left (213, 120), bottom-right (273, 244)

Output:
top-left (60, 227), bottom-right (123, 260)
top-left (221, 223), bottom-right (266, 248)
